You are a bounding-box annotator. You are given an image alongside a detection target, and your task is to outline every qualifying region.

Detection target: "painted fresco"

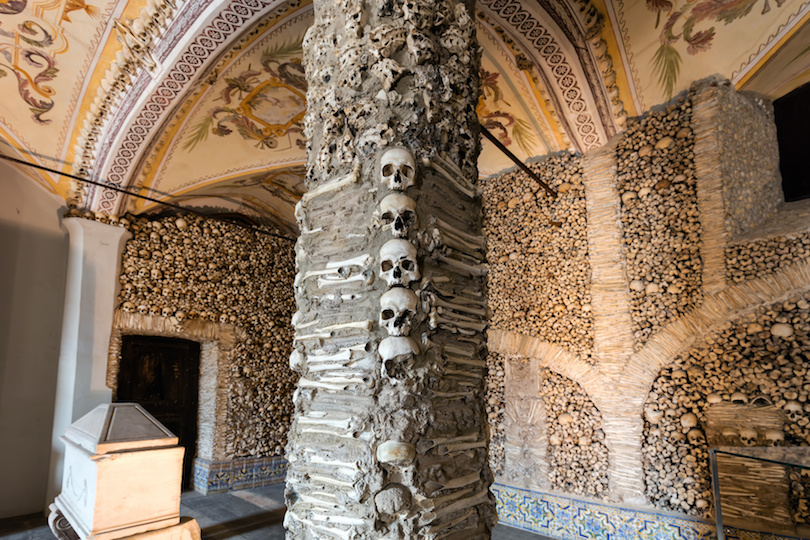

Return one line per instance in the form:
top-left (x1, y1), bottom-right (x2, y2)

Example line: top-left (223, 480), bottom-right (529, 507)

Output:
top-left (739, 17), bottom-right (810, 98)
top-left (476, 19), bottom-right (560, 177)
top-left (144, 9), bottom-right (554, 228)
top-left (139, 166), bottom-right (305, 235)
top-left (149, 9), bottom-right (313, 201)
top-left (180, 39), bottom-right (306, 153)
top-left (612, 0), bottom-right (810, 108)
top-left (0, 0), bottom-right (116, 190)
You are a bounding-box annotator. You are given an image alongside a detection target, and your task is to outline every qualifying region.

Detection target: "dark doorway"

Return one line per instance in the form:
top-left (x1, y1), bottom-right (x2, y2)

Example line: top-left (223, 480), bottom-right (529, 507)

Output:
top-left (774, 81), bottom-right (810, 202)
top-left (116, 335), bottom-right (201, 489)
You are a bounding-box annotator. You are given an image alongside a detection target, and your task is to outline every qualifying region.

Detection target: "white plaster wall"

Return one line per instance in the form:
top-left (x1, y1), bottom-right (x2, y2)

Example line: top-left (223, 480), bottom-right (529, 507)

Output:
top-left (0, 163), bottom-right (68, 518)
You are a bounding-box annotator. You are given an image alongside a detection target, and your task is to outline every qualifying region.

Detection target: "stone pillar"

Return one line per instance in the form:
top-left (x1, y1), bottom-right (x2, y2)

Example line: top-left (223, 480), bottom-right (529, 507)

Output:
top-left (286, 0), bottom-right (495, 537)
top-left (46, 217), bottom-right (131, 507)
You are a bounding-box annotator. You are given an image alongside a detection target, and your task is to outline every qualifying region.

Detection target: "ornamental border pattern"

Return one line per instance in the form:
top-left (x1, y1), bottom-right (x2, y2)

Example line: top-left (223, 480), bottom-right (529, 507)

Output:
top-left (193, 456), bottom-right (288, 495)
top-left (477, 0), bottom-right (606, 150)
top-left (492, 483), bottom-right (804, 540)
top-left (92, 0), bottom-right (297, 214)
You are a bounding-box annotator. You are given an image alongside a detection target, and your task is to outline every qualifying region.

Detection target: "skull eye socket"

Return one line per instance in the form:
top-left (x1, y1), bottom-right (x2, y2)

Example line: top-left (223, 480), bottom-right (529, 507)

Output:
top-left (401, 260), bottom-right (414, 271)
top-left (381, 309), bottom-right (395, 320)
top-left (381, 211), bottom-right (394, 223)
top-left (381, 260), bottom-right (393, 272)
top-left (402, 211), bottom-right (414, 222)
top-left (382, 164), bottom-right (394, 176)
top-left (401, 164), bottom-right (414, 177)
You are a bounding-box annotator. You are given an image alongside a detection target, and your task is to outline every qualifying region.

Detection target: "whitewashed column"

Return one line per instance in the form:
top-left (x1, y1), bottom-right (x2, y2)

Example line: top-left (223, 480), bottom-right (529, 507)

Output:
top-left (46, 217), bottom-right (131, 506)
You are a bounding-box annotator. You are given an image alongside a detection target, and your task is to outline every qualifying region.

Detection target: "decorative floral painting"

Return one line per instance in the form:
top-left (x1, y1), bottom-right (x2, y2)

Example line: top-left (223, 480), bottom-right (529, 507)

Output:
top-left (0, 0), bottom-right (102, 124)
top-left (616, 0), bottom-right (806, 107)
top-left (477, 67), bottom-right (539, 156)
top-left (182, 38), bottom-right (306, 152)
top-left (648, 0), bottom-right (792, 98)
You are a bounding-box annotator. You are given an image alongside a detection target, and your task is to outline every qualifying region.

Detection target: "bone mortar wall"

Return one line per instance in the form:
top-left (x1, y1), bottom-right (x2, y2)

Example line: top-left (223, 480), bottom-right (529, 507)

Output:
top-left (114, 214), bottom-right (296, 458)
top-left (727, 231), bottom-right (810, 284)
top-left (716, 88), bottom-right (782, 240)
top-left (616, 93), bottom-right (702, 349)
top-left (286, 0), bottom-right (495, 536)
top-left (642, 292), bottom-right (810, 519)
top-left (482, 153), bottom-right (595, 362)
top-left (486, 353), bottom-right (609, 498)
top-left (542, 368), bottom-right (609, 498)
top-left (486, 351), bottom-right (507, 476)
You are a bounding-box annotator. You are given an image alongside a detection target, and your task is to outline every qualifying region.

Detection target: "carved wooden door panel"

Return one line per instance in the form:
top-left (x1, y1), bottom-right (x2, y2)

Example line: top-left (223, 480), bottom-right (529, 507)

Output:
top-left (116, 335), bottom-right (200, 489)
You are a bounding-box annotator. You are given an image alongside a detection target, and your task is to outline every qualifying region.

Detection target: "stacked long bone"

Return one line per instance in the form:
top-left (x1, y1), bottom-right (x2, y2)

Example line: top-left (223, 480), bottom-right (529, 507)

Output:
top-left (286, 147), bottom-right (494, 538)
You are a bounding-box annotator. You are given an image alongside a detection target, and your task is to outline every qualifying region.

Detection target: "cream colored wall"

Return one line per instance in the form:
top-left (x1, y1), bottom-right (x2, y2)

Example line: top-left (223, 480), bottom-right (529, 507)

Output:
top-left (0, 162), bottom-right (68, 518)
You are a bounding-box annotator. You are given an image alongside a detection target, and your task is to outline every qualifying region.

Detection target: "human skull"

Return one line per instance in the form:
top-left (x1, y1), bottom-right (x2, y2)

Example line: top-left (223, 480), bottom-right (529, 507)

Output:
top-left (379, 288), bottom-right (418, 336)
top-left (151, 268), bottom-right (162, 280)
top-left (645, 406), bottom-right (664, 425)
top-left (671, 369), bottom-right (688, 385)
top-left (558, 412), bottom-right (574, 425)
top-left (739, 427), bottom-right (758, 446)
top-left (731, 392), bottom-right (749, 405)
top-left (706, 393), bottom-right (723, 404)
top-left (380, 240), bottom-right (420, 287)
top-left (406, 29), bottom-right (434, 64)
top-left (687, 428), bottom-right (706, 446)
top-left (721, 427), bottom-right (739, 445)
top-left (137, 304), bottom-right (148, 315)
top-left (764, 429), bottom-right (785, 447)
top-left (174, 311), bottom-right (186, 323)
top-left (380, 194), bottom-right (417, 238)
top-left (379, 336), bottom-right (419, 381)
top-left (680, 413), bottom-right (698, 429)
top-left (162, 306), bottom-right (173, 317)
top-left (380, 148), bottom-right (416, 191)
top-left (785, 400), bottom-right (803, 422)
top-left (122, 301), bottom-right (135, 313)
top-left (549, 434), bottom-right (562, 446)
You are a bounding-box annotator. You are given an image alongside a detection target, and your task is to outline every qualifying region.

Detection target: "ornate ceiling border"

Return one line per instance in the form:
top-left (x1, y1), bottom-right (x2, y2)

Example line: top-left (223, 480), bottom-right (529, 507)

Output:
top-left (78, 0), bottom-right (300, 214)
top-left (477, 0), bottom-right (627, 152)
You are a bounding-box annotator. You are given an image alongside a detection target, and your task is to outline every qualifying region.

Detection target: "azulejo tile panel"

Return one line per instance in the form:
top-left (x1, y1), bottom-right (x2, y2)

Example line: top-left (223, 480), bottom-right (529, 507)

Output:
top-left (492, 483), bottom-right (803, 540)
top-left (193, 456), bottom-right (287, 495)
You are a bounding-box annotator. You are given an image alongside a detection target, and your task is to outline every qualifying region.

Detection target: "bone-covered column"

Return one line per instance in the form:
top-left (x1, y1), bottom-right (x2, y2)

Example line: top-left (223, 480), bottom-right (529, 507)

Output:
top-left (285, 0), bottom-right (495, 537)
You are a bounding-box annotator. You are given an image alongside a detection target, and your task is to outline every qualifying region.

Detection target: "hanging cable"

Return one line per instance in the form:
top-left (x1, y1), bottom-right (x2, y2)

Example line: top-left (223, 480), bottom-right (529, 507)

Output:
top-left (0, 153), bottom-right (297, 242)
top-left (480, 126), bottom-right (558, 199)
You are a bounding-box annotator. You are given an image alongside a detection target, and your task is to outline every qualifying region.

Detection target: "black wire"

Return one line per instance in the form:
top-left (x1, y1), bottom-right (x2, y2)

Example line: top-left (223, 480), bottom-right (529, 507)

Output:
top-left (0, 153), bottom-right (297, 243)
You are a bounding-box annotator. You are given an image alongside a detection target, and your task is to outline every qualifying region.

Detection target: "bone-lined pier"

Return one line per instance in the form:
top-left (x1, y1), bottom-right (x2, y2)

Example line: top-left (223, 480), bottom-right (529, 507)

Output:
top-left (285, 0), bottom-right (495, 536)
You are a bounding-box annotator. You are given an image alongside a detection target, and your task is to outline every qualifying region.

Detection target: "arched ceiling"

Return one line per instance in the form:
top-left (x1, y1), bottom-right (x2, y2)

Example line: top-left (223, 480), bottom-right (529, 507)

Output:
top-left (1, 0), bottom-right (808, 233)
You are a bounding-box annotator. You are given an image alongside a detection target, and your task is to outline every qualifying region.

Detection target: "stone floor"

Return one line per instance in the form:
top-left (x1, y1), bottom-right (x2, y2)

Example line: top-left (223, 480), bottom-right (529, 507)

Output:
top-left (0, 484), bottom-right (549, 540)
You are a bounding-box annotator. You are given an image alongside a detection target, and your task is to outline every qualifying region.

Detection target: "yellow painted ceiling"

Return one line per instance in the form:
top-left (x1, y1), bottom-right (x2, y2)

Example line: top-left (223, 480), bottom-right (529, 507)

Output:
top-left (0, 0), bottom-right (807, 231)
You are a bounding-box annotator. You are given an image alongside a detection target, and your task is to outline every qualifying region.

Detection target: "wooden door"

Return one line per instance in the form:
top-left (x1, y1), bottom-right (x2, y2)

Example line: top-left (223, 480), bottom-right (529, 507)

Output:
top-left (116, 335), bottom-right (201, 489)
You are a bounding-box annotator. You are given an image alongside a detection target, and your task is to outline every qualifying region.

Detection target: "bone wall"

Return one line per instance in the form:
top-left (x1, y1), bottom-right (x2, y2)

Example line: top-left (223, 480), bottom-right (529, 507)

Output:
top-left (482, 153), bottom-right (595, 361)
top-left (486, 353), bottom-right (609, 498)
top-left (114, 214), bottom-right (296, 458)
top-left (727, 231), bottom-right (810, 284)
top-left (642, 293), bottom-right (810, 519)
top-left (616, 93), bottom-right (703, 349)
top-left (542, 368), bottom-right (609, 497)
top-left (716, 89), bottom-right (782, 241)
